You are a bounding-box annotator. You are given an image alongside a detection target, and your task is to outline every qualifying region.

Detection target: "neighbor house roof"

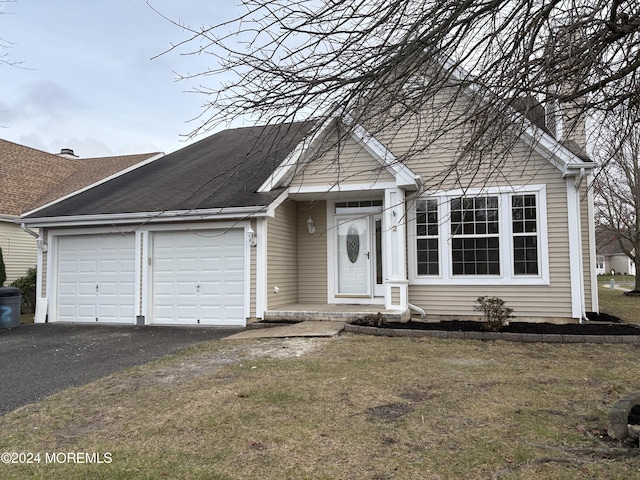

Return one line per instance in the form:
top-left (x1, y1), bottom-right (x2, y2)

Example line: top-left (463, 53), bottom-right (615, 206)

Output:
top-left (596, 228), bottom-right (635, 256)
top-left (23, 121), bottom-right (315, 220)
top-left (0, 138), bottom-right (161, 216)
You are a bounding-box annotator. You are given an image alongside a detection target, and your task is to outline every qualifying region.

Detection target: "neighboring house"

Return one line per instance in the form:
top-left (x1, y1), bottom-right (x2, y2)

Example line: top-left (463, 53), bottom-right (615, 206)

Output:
top-left (20, 74), bottom-right (598, 326)
top-left (595, 229), bottom-right (636, 276)
top-left (0, 139), bottom-right (162, 284)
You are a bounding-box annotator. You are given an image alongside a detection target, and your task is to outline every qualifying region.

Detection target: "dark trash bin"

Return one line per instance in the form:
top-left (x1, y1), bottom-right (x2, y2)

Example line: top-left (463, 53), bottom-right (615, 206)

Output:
top-left (0, 287), bottom-right (22, 328)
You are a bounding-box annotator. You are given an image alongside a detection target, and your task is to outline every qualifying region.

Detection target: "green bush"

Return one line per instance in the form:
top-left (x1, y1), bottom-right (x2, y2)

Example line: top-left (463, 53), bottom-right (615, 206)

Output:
top-left (474, 296), bottom-right (514, 331)
top-left (11, 267), bottom-right (36, 313)
top-left (0, 247), bottom-right (6, 287)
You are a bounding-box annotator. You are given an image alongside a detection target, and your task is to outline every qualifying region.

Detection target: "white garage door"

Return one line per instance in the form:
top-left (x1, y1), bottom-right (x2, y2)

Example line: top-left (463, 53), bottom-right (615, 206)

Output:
top-left (57, 234), bottom-right (136, 323)
top-left (152, 229), bottom-right (245, 326)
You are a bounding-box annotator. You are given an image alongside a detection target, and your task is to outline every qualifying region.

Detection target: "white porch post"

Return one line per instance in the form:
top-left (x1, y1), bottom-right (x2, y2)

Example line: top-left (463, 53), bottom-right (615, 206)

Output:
top-left (384, 188), bottom-right (408, 312)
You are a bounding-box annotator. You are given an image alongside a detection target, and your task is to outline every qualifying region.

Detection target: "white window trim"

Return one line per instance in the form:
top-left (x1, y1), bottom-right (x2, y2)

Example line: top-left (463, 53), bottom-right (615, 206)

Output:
top-left (408, 185), bottom-right (550, 286)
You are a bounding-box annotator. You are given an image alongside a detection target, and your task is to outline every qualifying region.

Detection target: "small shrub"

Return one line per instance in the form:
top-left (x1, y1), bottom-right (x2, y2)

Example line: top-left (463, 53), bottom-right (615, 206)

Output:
top-left (473, 296), bottom-right (513, 332)
top-left (11, 267), bottom-right (36, 313)
top-left (0, 247), bottom-right (6, 287)
top-left (361, 312), bottom-right (387, 327)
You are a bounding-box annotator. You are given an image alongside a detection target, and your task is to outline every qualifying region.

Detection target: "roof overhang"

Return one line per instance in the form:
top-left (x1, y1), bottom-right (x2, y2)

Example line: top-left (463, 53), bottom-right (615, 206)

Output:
top-left (19, 206), bottom-right (270, 228)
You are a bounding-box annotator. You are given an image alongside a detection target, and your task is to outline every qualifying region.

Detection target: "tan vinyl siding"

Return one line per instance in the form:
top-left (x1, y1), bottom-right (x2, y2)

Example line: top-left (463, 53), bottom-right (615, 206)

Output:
top-left (267, 200), bottom-right (298, 309)
top-left (0, 220), bottom-right (38, 284)
top-left (408, 159), bottom-right (574, 320)
top-left (298, 201), bottom-right (328, 303)
top-left (389, 90), bottom-right (576, 320)
top-left (290, 131), bottom-right (394, 188)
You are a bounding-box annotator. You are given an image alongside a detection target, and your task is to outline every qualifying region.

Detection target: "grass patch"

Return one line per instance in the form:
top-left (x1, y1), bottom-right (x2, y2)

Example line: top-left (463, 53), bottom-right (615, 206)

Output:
top-left (1, 336), bottom-right (639, 479)
top-left (599, 286), bottom-right (640, 324)
top-left (598, 274), bottom-right (635, 288)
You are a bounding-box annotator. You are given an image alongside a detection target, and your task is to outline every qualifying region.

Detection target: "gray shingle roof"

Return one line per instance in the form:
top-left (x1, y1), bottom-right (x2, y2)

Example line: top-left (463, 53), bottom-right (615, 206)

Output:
top-left (24, 121), bottom-right (315, 219)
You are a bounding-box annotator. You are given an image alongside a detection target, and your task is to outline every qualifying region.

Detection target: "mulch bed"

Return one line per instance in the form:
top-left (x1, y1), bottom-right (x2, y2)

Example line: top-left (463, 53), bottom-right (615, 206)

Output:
top-left (351, 319), bottom-right (640, 336)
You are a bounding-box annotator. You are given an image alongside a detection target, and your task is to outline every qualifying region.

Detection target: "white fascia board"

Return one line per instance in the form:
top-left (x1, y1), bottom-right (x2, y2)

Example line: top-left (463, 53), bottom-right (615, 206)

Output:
top-left (289, 182), bottom-right (399, 196)
top-left (266, 189), bottom-right (291, 217)
top-left (20, 206), bottom-right (269, 228)
top-left (341, 114), bottom-right (421, 190)
top-left (257, 118), bottom-right (335, 193)
top-left (518, 120), bottom-right (596, 175)
top-left (440, 56), bottom-right (596, 177)
top-left (22, 153), bottom-right (166, 218)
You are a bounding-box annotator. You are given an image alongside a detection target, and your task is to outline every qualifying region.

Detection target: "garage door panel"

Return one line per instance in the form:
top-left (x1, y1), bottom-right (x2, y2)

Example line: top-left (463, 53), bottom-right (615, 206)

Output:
top-left (57, 234), bottom-right (135, 324)
top-left (152, 229), bottom-right (246, 326)
top-left (78, 260), bottom-right (98, 274)
top-left (223, 281), bottom-right (244, 296)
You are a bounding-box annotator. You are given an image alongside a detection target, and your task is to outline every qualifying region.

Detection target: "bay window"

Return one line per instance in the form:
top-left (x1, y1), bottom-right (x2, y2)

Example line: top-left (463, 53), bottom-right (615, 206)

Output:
top-left (410, 186), bottom-right (549, 285)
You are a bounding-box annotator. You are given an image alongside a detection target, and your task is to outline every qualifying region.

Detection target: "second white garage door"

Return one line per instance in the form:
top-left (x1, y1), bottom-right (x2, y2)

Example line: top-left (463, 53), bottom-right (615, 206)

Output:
top-left (151, 229), bottom-right (246, 326)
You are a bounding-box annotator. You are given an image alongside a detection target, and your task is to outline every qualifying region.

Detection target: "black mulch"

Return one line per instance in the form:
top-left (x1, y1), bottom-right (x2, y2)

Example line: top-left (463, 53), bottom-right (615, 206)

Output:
top-left (352, 319), bottom-right (640, 335)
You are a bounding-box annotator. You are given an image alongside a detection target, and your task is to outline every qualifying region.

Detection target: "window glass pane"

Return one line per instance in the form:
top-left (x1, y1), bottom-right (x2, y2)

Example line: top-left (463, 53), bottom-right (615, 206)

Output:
top-left (452, 237), bottom-right (500, 276)
top-left (416, 199), bottom-right (439, 240)
top-left (512, 194), bottom-right (538, 275)
top-left (449, 196), bottom-right (500, 276)
top-left (513, 235), bottom-right (538, 275)
top-left (417, 238), bottom-right (439, 275)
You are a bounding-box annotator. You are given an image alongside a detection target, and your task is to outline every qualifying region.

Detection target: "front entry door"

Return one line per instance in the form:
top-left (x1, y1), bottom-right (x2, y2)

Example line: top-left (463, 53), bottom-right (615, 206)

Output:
top-left (336, 214), bottom-right (384, 297)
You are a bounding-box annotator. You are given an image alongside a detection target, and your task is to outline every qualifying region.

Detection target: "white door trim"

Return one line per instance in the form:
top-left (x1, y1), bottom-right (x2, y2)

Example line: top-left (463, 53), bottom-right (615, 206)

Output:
top-left (327, 201), bottom-right (385, 305)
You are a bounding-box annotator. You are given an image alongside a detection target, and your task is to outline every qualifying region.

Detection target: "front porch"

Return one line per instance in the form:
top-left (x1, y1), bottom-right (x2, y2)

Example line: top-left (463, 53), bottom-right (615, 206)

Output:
top-left (263, 303), bottom-right (411, 322)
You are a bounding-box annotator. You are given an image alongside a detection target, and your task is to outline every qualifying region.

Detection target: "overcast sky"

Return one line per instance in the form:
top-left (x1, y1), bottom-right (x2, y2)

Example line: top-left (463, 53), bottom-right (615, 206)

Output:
top-left (1, 1), bottom-right (242, 157)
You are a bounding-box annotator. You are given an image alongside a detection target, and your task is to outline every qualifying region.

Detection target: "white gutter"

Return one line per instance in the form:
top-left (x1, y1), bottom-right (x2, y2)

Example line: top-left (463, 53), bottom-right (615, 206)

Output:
top-left (20, 206), bottom-right (270, 228)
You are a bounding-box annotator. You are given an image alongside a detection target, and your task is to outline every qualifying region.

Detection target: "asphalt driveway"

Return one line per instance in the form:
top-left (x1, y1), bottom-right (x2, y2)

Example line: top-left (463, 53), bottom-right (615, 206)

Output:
top-left (0, 323), bottom-right (241, 416)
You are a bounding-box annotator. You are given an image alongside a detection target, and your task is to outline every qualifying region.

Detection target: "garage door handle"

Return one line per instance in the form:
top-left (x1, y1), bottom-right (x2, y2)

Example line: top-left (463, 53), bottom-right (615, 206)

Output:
top-left (96, 285), bottom-right (99, 293)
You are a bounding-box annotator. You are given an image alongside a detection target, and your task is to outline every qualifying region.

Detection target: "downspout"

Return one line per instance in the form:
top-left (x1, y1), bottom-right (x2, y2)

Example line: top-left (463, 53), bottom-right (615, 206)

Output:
top-left (574, 167), bottom-right (587, 190)
top-left (21, 223), bottom-right (38, 239)
top-left (408, 303), bottom-right (426, 319)
top-left (572, 171), bottom-right (589, 323)
top-left (21, 223), bottom-right (48, 323)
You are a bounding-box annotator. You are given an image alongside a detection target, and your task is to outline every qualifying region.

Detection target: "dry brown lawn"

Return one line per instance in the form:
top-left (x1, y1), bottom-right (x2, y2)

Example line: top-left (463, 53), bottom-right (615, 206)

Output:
top-left (0, 334), bottom-right (639, 479)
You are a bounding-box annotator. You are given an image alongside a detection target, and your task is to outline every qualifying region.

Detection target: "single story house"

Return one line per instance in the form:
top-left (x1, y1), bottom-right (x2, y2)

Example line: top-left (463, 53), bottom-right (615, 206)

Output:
top-left (0, 139), bottom-right (161, 284)
top-left (595, 229), bottom-right (636, 276)
top-left (20, 73), bottom-right (598, 326)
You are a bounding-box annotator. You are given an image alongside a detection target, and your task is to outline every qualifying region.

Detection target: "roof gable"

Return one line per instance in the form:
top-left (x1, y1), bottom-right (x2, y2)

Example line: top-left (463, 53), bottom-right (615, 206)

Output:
top-left (259, 116), bottom-right (421, 193)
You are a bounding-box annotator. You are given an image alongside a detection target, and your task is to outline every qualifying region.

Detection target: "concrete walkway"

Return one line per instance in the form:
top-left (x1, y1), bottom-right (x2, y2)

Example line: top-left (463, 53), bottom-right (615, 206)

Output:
top-left (223, 321), bottom-right (345, 340)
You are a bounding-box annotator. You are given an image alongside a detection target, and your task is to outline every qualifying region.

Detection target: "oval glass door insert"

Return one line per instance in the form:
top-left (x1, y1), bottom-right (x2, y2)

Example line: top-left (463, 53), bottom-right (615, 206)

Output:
top-left (346, 225), bottom-right (360, 263)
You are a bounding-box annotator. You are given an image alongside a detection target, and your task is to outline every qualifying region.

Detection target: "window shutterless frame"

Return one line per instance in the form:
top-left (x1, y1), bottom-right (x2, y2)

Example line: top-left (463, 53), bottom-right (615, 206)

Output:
top-left (408, 185), bottom-right (550, 286)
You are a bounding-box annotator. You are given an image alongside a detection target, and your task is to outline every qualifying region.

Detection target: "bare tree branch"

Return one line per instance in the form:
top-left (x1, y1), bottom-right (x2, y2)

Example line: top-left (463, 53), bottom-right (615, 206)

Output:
top-left (153, 0), bottom-right (640, 191)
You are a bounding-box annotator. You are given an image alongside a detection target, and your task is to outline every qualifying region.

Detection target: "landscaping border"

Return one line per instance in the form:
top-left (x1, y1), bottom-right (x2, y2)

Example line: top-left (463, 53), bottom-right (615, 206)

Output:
top-left (344, 323), bottom-right (640, 344)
